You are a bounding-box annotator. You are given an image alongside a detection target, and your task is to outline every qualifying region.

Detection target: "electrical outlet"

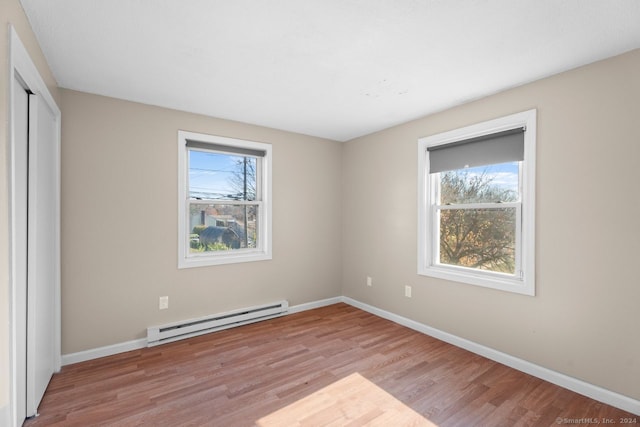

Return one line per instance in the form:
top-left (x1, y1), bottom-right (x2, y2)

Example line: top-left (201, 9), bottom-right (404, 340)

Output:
top-left (159, 296), bottom-right (169, 310)
top-left (404, 286), bottom-right (412, 298)
top-left (366, 276), bottom-right (372, 287)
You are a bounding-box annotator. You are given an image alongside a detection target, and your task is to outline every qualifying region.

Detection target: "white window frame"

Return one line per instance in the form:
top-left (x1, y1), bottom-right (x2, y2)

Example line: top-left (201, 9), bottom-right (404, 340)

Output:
top-left (418, 109), bottom-right (536, 295)
top-left (178, 130), bottom-right (272, 268)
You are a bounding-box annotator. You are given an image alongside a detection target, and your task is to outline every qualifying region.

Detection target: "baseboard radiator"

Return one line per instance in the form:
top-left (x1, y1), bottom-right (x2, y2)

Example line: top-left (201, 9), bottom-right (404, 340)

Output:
top-left (146, 300), bottom-right (289, 347)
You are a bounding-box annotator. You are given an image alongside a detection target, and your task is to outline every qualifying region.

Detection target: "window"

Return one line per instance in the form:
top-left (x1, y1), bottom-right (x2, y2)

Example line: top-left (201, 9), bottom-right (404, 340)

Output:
top-left (418, 110), bottom-right (536, 295)
top-left (178, 131), bottom-right (272, 268)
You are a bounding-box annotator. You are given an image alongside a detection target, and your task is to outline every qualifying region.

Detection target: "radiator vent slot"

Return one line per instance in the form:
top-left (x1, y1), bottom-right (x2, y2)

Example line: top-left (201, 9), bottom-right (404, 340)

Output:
top-left (147, 300), bottom-right (288, 347)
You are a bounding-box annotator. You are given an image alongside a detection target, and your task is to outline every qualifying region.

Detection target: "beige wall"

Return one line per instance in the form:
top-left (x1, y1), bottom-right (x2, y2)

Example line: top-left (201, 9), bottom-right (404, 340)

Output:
top-left (0, 0), bottom-right (60, 418)
top-left (60, 89), bottom-right (343, 354)
top-left (342, 49), bottom-right (640, 400)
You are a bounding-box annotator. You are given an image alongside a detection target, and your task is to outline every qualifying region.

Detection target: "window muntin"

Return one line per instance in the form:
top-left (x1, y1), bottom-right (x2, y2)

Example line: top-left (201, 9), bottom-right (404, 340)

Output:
top-left (178, 131), bottom-right (272, 268)
top-left (418, 109), bottom-right (536, 295)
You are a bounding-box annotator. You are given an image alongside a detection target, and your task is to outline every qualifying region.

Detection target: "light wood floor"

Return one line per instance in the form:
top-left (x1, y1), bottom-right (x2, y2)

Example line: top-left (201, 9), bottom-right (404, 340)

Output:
top-left (25, 303), bottom-right (635, 426)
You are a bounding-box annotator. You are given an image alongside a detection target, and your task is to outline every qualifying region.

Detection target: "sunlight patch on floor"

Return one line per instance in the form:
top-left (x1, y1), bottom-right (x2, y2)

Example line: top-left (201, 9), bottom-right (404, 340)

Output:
top-left (256, 372), bottom-right (437, 426)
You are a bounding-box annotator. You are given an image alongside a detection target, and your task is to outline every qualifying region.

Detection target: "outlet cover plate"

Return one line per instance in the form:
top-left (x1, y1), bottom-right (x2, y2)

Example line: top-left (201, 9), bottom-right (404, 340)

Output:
top-left (159, 296), bottom-right (169, 310)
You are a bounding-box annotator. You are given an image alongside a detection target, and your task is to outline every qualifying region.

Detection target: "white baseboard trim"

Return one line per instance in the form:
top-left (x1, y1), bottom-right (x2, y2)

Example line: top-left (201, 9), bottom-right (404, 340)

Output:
top-left (62, 338), bottom-right (147, 366)
top-left (341, 296), bottom-right (640, 416)
top-left (288, 296), bottom-right (343, 314)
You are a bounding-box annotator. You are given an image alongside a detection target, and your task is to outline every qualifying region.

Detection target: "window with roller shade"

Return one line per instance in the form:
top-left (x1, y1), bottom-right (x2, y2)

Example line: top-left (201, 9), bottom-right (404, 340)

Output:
top-left (418, 110), bottom-right (536, 295)
top-left (178, 131), bottom-right (272, 268)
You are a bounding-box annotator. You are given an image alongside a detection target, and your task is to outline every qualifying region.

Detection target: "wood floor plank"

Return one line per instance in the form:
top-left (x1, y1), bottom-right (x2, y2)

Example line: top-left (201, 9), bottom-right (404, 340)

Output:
top-left (25, 303), bottom-right (636, 426)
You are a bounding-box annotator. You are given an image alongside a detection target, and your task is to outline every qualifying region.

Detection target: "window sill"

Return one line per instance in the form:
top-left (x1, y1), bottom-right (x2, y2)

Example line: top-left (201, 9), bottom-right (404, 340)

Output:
top-left (178, 250), bottom-right (272, 269)
top-left (418, 265), bottom-right (534, 296)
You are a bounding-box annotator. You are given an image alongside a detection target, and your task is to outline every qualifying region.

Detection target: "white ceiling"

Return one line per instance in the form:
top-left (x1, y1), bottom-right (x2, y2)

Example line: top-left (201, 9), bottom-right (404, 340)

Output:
top-left (20, 0), bottom-right (640, 142)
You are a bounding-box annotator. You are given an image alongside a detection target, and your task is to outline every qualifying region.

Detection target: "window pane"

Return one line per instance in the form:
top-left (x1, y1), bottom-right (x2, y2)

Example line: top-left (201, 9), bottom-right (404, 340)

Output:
top-left (189, 150), bottom-right (257, 201)
top-left (440, 162), bottom-right (519, 205)
top-left (438, 207), bottom-right (516, 274)
top-left (189, 204), bottom-right (258, 252)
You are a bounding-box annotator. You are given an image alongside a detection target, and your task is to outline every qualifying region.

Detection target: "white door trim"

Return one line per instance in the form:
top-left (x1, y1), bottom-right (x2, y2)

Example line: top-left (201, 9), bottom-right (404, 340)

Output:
top-left (8, 25), bottom-right (61, 426)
